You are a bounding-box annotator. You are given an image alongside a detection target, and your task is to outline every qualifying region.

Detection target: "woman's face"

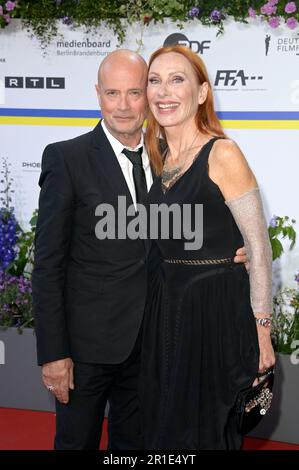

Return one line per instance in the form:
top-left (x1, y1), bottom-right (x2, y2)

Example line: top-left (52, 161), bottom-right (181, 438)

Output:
top-left (147, 52), bottom-right (206, 130)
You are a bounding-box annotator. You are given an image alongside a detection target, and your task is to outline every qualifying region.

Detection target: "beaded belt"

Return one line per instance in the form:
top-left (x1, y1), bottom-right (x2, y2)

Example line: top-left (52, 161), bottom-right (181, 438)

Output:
top-left (163, 257), bottom-right (232, 266)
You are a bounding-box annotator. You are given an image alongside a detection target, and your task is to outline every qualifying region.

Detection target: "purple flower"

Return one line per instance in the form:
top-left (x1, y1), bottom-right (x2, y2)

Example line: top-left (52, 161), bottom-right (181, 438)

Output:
top-left (268, 0), bottom-right (279, 5)
top-left (285, 2), bottom-right (297, 13)
top-left (286, 16), bottom-right (298, 28)
top-left (3, 13), bottom-right (11, 23)
top-left (0, 271), bottom-right (33, 327)
top-left (210, 10), bottom-right (221, 22)
top-left (268, 16), bottom-right (280, 27)
top-left (0, 6), bottom-right (3, 15)
top-left (295, 271), bottom-right (299, 284)
top-left (261, 3), bottom-right (277, 15)
top-left (269, 215), bottom-right (277, 228)
top-left (248, 7), bottom-right (257, 18)
top-left (62, 16), bottom-right (73, 25)
top-left (188, 7), bottom-right (200, 18)
top-left (5, 1), bottom-right (16, 12)
top-left (0, 209), bottom-right (18, 269)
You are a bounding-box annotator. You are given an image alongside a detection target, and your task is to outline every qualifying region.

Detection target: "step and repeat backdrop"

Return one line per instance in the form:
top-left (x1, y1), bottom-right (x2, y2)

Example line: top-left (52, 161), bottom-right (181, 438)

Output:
top-left (0, 18), bottom-right (298, 287)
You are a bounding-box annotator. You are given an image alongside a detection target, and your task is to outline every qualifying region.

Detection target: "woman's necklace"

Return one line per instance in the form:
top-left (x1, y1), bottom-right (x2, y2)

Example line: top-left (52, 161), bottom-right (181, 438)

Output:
top-left (162, 132), bottom-right (201, 186)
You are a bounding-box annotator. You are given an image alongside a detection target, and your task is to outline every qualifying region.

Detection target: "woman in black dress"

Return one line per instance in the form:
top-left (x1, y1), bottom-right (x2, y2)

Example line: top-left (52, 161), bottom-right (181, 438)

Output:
top-left (139, 45), bottom-right (275, 450)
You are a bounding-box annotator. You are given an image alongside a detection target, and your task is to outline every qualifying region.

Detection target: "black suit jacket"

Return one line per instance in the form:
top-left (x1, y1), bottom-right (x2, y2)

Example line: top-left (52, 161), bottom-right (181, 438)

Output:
top-left (32, 122), bottom-right (156, 366)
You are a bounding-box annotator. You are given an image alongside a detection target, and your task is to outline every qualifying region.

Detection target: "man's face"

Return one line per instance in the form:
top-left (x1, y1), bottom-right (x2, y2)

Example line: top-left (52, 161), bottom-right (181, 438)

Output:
top-left (96, 57), bottom-right (148, 146)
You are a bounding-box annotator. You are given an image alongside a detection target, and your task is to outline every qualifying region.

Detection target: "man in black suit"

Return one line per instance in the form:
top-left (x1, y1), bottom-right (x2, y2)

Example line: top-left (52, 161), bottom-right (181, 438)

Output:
top-left (32, 49), bottom-right (248, 450)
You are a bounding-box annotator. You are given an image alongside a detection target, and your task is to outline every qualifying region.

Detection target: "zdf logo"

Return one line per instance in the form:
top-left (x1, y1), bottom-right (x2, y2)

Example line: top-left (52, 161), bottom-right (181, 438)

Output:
top-left (163, 33), bottom-right (211, 54)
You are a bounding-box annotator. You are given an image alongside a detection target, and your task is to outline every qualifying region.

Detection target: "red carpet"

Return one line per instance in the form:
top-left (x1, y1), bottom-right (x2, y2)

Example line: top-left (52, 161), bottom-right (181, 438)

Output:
top-left (0, 408), bottom-right (298, 450)
top-left (0, 408), bottom-right (107, 450)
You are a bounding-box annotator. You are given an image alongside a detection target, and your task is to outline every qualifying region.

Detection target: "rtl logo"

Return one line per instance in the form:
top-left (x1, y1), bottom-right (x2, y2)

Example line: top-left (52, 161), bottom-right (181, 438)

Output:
top-left (5, 77), bottom-right (65, 89)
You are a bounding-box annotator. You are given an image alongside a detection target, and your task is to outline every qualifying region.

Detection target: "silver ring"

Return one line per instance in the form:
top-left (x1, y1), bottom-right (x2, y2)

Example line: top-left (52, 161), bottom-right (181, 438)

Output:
top-left (46, 384), bottom-right (55, 392)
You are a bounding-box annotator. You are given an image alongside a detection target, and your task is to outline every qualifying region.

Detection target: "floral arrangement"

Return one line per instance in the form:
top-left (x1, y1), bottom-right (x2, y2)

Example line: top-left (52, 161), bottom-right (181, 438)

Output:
top-left (248, 0), bottom-right (298, 29)
top-left (0, 210), bottom-right (36, 331)
top-left (268, 214), bottom-right (297, 354)
top-left (0, 272), bottom-right (33, 330)
top-left (0, 1), bottom-right (298, 48)
top-left (0, 157), bottom-right (35, 332)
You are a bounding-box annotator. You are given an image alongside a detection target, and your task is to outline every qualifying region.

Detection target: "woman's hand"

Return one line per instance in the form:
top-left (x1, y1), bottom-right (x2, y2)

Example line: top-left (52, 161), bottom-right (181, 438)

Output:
top-left (252, 326), bottom-right (276, 386)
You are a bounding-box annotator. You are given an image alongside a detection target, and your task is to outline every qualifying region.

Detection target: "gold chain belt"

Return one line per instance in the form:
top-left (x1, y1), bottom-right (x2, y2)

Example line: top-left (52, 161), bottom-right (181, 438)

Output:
top-left (163, 257), bottom-right (232, 266)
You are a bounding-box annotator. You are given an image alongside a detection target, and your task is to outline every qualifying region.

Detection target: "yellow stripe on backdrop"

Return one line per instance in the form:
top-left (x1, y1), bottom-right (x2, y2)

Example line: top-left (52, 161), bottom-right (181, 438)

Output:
top-left (221, 120), bottom-right (299, 130)
top-left (0, 116), bottom-right (99, 127)
top-left (0, 116), bottom-right (298, 130)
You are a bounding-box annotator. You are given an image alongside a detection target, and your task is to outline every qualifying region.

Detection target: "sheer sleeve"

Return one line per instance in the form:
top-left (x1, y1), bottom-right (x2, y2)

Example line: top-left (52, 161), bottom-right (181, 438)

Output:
top-left (225, 187), bottom-right (272, 315)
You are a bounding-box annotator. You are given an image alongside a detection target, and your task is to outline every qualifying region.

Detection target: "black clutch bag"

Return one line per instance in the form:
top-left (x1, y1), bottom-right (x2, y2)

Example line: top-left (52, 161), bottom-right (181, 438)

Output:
top-left (235, 366), bottom-right (274, 435)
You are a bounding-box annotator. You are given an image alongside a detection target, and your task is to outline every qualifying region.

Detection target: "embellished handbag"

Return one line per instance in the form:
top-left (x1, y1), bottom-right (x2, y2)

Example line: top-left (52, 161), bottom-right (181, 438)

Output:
top-left (235, 366), bottom-right (274, 435)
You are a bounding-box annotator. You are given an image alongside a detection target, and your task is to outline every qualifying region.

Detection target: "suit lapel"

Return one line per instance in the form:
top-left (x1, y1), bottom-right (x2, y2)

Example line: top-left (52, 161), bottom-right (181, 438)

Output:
top-left (90, 121), bottom-right (148, 251)
top-left (90, 121), bottom-right (134, 206)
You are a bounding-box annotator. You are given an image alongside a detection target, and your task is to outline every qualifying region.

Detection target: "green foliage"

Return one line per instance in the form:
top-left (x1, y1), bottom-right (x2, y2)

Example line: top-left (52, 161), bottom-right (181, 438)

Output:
top-left (6, 210), bottom-right (37, 277)
top-left (268, 216), bottom-right (298, 354)
top-left (0, 1), bottom-right (298, 49)
top-left (268, 215), bottom-right (296, 261)
top-left (271, 286), bottom-right (299, 354)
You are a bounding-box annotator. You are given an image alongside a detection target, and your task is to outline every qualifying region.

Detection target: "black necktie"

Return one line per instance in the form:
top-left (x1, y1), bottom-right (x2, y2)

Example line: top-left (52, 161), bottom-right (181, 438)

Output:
top-left (123, 147), bottom-right (148, 205)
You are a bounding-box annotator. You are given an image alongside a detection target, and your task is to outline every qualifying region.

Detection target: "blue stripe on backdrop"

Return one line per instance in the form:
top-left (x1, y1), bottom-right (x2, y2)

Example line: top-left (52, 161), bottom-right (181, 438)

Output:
top-left (1, 109), bottom-right (299, 120)
top-left (0, 108), bottom-right (101, 118)
top-left (217, 111), bottom-right (299, 120)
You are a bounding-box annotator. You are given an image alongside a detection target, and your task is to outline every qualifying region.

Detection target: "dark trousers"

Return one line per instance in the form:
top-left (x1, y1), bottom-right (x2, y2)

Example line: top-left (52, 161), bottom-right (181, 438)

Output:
top-left (54, 330), bottom-right (142, 450)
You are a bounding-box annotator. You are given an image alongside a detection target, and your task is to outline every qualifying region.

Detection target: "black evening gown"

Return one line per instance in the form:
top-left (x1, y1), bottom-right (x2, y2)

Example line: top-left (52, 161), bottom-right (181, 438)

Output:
top-left (139, 137), bottom-right (260, 450)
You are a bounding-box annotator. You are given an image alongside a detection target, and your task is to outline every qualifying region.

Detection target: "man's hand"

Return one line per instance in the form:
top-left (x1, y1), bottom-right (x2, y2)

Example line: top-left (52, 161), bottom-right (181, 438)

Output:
top-left (42, 358), bottom-right (74, 404)
top-left (234, 246), bottom-right (249, 271)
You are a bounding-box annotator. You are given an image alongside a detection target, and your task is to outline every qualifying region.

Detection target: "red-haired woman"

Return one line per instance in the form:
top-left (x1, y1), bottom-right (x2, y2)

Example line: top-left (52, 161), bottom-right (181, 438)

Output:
top-left (139, 45), bottom-right (275, 450)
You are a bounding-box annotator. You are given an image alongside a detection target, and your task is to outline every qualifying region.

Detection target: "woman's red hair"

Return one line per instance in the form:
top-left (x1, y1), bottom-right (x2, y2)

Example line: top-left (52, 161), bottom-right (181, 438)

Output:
top-left (145, 45), bottom-right (226, 175)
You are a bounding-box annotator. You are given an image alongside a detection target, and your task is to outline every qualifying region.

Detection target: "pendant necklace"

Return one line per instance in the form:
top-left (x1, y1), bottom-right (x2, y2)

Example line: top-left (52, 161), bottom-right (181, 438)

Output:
top-left (162, 132), bottom-right (202, 186)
